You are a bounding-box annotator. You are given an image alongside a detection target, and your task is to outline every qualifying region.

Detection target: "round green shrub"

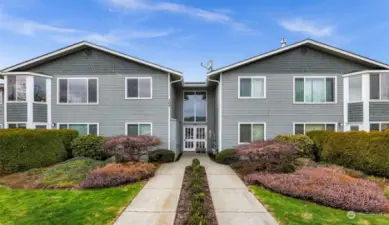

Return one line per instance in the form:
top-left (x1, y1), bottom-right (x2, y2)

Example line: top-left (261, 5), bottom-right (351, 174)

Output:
top-left (71, 135), bottom-right (107, 160)
top-left (215, 149), bottom-right (236, 165)
top-left (274, 134), bottom-right (314, 158)
top-left (148, 149), bottom-right (175, 162)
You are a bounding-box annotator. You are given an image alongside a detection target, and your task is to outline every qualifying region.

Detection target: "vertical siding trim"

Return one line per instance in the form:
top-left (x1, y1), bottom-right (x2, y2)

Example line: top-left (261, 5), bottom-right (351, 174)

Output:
top-left (219, 73), bottom-right (223, 151)
top-left (26, 76), bottom-right (34, 128)
top-left (47, 79), bottom-right (52, 129)
top-left (168, 73), bottom-right (171, 150)
top-left (362, 74), bottom-right (370, 131)
top-left (4, 76), bottom-right (7, 128)
top-left (343, 77), bottom-right (349, 130)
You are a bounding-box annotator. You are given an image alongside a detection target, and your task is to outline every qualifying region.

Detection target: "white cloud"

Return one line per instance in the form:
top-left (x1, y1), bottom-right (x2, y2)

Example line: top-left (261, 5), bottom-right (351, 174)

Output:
top-left (107, 0), bottom-right (251, 31)
top-left (279, 18), bottom-right (334, 37)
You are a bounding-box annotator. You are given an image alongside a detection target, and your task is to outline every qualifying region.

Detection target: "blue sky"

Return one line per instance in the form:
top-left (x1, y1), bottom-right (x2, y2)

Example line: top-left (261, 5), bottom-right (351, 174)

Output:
top-left (0, 0), bottom-right (388, 81)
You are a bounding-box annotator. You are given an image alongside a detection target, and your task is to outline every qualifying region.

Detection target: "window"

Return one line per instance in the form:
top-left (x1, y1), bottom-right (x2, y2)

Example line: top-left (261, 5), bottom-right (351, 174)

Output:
top-left (8, 123), bottom-right (26, 129)
top-left (370, 123), bottom-right (389, 131)
top-left (349, 75), bottom-right (362, 102)
top-left (126, 123), bottom-right (152, 136)
top-left (184, 92), bottom-right (207, 122)
top-left (239, 123), bottom-right (265, 144)
top-left (34, 77), bottom-right (46, 102)
top-left (0, 89), bottom-right (3, 104)
top-left (125, 77), bottom-right (152, 99)
top-left (370, 73), bottom-right (389, 100)
top-left (58, 78), bottom-right (98, 104)
top-left (294, 76), bottom-right (335, 103)
top-left (239, 76), bottom-right (266, 98)
top-left (350, 125), bottom-right (360, 131)
top-left (294, 123), bottom-right (336, 134)
top-left (58, 123), bottom-right (99, 135)
top-left (8, 76), bottom-right (26, 101)
top-left (35, 125), bottom-right (47, 129)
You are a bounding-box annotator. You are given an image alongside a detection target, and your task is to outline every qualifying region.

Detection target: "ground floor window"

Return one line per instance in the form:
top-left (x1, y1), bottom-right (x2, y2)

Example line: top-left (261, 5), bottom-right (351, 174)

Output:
top-left (238, 122), bottom-right (265, 144)
top-left (126, 123), bottom-right (152, 136)
top-left (370, 123), bottom-right (389, 131)
top-left (8, 123), bottom-right (27, 129)
top-left (294, 123), bottom-right (336, 134)
top-left (58, 123), bottom-right (99, 135)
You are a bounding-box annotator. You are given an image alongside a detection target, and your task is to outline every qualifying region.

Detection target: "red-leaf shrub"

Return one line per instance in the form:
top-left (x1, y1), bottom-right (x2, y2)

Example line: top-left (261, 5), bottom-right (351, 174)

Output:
top-left (103, 136), bottom-right (160, 162)
top-left (80, 162), bottom-right (156, 189)
top-left (232, 140), bottom-right (298, 174)
top-left (245, 167), bottom-right (389, 213)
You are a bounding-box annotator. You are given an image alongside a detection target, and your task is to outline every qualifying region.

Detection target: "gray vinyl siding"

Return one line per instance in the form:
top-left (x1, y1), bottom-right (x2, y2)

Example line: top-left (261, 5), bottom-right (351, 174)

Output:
top-left (7, 103), bottom-right (27, 122)
top-left (170, 84), bottom-right (176, 119)
top-left (370, 102), bottom-right (389, 121)
top-left (348, 103), bottom-right (363, 122)
top-left (22, 48), bottom-right (170, 148)
top-left (221, 46), bottom-right (374, 149)
top-left (33, 103), bottom-right (47, 122)
top-left (207, 89), bottom-right (216, 149)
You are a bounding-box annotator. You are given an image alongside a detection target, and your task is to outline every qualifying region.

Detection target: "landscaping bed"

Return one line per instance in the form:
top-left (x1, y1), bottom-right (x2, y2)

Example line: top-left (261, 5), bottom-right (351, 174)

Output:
top-left (174, 159), bottom-right (218, 225)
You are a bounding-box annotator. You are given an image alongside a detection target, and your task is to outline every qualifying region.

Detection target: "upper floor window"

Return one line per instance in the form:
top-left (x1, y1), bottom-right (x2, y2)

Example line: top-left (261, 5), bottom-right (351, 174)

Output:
top-left (294, 123), bottom-right (336, 134)
top-left (238, 122), bottom-right (265, 144)
top-left (34, 77), bottom-right (46, 103)
top-left (8, 76), bottom-right (26, 102)
top-left (370, 73), bottom-right (389, 100)
top-left (184, 91), bottom-right (207, 122)
top-left (239, 76), bottom-right (266, 98)
top-left (0, 89), bottom-right (3, 104)
top-left (58, 123), bottom-right (98, 135)
top-left (349, 75), bottom-right (362, 102)
top-left (125, 77), bottom-right (152, 99)
top-left (58, 78), bottom-right (98, 104)
top-left (294, 76), bottom-right (336, 103)
top-left (126, 123), bottom-right (152, 136)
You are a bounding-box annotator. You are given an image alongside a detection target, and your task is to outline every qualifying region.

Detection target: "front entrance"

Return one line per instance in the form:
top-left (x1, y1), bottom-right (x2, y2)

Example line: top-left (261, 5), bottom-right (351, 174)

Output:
top-left (183, 125), bottom-right (207, 151)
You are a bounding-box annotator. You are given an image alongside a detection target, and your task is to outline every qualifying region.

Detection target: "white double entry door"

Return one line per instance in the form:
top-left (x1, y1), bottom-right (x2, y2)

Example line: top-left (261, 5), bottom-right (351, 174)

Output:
top-left (183, 125), bottom-right (207, 151)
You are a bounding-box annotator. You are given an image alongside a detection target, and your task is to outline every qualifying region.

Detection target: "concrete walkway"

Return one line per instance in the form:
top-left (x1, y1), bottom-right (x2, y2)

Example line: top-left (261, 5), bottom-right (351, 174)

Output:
top-left (114, 153), bottom-right (278, 225)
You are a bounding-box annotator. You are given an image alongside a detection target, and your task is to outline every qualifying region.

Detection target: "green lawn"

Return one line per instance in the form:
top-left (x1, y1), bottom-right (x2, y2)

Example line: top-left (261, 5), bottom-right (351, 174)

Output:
top-left (0, 182), bottom-right (145, 225)
top-left (250, 186), bottom-right (389, 225)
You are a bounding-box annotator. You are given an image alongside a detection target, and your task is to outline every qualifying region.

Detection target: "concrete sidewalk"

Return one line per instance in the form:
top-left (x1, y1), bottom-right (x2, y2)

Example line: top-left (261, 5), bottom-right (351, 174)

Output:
top-left (114, 153), bottom-right (278, 225)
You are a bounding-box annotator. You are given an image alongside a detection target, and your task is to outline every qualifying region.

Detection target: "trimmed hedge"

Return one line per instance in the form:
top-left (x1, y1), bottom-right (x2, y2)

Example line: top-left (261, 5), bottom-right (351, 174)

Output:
top-left (323, 131), bottom-right (389, 177)
top-left (274, 134), bottom-right (314, 158)
top-left (215, 149), bottom-right (236, 165)
top-left (188, 158), bottom-right (207, 225)
top-left (148, 149), bottom-right (175, 162)
top-left (71, 135), bottom-right (107, 160)
top-left (0, 129), bottom-right (71, 175)
top-left (306, 130), bottom-right (333, 161)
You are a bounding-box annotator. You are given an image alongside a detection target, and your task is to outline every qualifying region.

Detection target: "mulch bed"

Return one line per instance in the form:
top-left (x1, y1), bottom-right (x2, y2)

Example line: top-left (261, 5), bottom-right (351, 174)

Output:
top-left (174, 166), bottom-right (218, 225)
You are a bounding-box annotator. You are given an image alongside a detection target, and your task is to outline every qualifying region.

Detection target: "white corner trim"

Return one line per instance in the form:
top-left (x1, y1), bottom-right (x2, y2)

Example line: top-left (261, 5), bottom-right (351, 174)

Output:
top-left (125, 122), bottom-right (153, 136)
top-left (26, 76), bottom-right (34, 129)
top-left (168, 73), bottom-right (171, 150)
top-left (208, 40), bottom-right (389, 76)
top-left (361, 74), bottom-right (370, 131)
top-left (124, 77), bottom-right (153, 100)
top-left (292, 122), bottom-right (338, 134)
top-left (1, 72), bottom-right (53, 79)
top-left (238, 122), bottom-right (267, 145)
top-left (292, 75), bottom-right (338, 104)
top-left (56, 77), bottom-right (99, 105)
top-left (219, 74), bottom-right (222, 151)
top-left (343, 76), bottom-right (349, 131)
top-left (237, 75), bottom-right (266, 99)
top-left (47, 79), bottom-right (52, 129)
top-left (4, 76), bottom-right (7, 128)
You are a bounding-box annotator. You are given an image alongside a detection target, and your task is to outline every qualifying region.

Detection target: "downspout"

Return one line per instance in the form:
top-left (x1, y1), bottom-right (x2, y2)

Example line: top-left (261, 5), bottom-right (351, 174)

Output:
top-left (207, 75), bottom-right (221, 153)
top-left (169, 76), bottom-right (183, 152)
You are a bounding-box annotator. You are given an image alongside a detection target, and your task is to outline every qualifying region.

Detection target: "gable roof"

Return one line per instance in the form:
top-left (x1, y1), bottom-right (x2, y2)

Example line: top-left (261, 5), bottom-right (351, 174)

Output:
top-left (208, 39), bottom-right (389, 76)
top-left (2, 41), bottom-right (183, 76)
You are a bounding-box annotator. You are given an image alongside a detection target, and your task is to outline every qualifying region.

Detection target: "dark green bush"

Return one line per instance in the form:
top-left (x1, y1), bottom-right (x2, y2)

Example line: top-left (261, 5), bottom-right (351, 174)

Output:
top-left (215, 149), bottom-right (236, 164)
top-left (188, 159), bottom-right (207, 224)
top-left (56, 129), bottom-right (79, 157)
top-left (274, 134), bottom-right (314, 158)
top-left (306, 130), bottom-right (333, 161)
top-left (323, 131), bottom-right (389, 177)
top-left (0, 129), bottom-right (69, 175)
top-left (192, 158), bottom-right (200, 167)
top-left (148, 149), bottom-right (175, 162)
top-left (71, 135), bottom-right (107, 160)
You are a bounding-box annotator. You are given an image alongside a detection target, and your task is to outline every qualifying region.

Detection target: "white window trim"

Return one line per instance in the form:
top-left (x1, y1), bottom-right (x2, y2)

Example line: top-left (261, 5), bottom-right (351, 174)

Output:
top-left (125, 122), bottom-right (153, 136)
top-left (0, 89), bottom-right (3, 105)
top-left (33, 77), bottom-right (47, 104)
top-left (369, 122), bottom-right (389, 131)
top-left (7, 122), bottom-right (27, 128)
top-left (7, 76), bottom-right (27, 103)
top-left (238, 122), bottom-right (266, 145)
top-left (369, 73), bottom-right (389, 102)
top-left (57, 123), bottom-right (100, 135)
top-left (293, 76), bottom-right (337, 104)
top-left (238, 76), bottom-right (266, 99)
top-left (293, 122), bottom-right (338, 134)
top-left (125, 77), bottom-right (153, 100)
top-left (57, 77), bottom-right (99, 105)
top-left (183, 91), bottom-right (208, 123)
